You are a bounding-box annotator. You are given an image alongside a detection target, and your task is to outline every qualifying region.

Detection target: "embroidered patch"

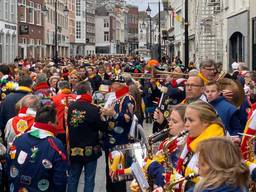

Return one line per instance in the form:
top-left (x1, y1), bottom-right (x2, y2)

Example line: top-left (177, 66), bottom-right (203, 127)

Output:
top-left (164, 111), bottom-right (170, 118)
top-left (16, 119), bottom-right (29, 133)
top-left (9, 145), bottom-right (16, 160)
top-left (71, 147), bottom-right (84, 156)
top-left (20, 175), bottom-right (32, 185)
top-left (108, 121), bottom-right (115, 130)
top-left (109, 136), bottom-right (116, 145)
top-left (70, 110), bottom-right (86, 127)
top-left (84, 146), bottom-right (93, 156)
top-left (113, 126), bottom-right (124, 134)
top-left (1, 93), bottom-right (6, 100)
top-left (10, 166), bottom-right (19, 178)
top-left (42, 159), bottom-right (53, 169)
top-left (38, 179), bottom-right (49, 191)
top-left (17, 150), bottom-right (28, 165)
top-left (30, 146), bottom-right (39, 159)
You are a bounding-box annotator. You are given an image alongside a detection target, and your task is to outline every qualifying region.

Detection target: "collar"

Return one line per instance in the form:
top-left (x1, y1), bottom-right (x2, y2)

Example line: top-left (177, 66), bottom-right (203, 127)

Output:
top-left (198, 72), bottom-right (208, 85)
top-left (28, 122), bottom-right (56, 138)
top-left (76, 93), bottom-right (92, 103)
top-left (17, 86), bottom-right (33, 93)
top-left (18, 107), bottom-right (37, 117)
top-left (189, 123), bottom-right (224, 152)
top-left (34, 82), bottom-right (50, 91)
top-left (115, 86), bottom-right (129, 99)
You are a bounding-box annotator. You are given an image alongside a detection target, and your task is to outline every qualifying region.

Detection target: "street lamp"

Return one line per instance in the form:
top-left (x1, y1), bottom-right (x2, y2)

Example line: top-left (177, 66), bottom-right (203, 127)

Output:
top-left (146, 4), bottom-right (152, 58)
top-left (42, 1), bottom-right (69, 67)
top-left (158, 0), bottom-right (161, 63)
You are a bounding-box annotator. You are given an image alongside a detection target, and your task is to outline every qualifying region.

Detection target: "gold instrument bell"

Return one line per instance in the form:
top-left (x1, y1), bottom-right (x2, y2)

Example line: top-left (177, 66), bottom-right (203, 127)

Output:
top-left (218, 78), bottom-right (245, 108)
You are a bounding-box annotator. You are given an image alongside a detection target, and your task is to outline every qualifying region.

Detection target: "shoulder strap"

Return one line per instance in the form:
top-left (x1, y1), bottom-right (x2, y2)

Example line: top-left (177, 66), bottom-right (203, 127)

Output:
top-left (47, 138), bottom-right (67, 161)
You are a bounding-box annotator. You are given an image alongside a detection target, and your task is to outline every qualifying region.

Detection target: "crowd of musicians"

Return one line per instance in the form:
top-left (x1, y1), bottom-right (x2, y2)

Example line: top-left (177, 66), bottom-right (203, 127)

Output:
top-left (0, 55), bottom-right (255, 192)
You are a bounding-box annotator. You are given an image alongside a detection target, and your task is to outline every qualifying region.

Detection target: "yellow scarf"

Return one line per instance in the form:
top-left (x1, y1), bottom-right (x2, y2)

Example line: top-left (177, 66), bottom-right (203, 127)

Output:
top-left (198, 72), bottom-right (209, 85)
top-left (17, 86), bottom-right (33, 93)
top-left (189, 123), bottom-right (224, 152)
top-left (184, 123), bottom-right (224, 181)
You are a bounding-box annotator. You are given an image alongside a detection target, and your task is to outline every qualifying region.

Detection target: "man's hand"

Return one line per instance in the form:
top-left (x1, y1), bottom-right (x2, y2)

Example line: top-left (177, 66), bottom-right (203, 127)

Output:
top-left (222, 89), bottom-right (234, 102)
top-left (153, 108), bottom-right (164, 124)
top-left (100, 103), bottom-right (116, 117)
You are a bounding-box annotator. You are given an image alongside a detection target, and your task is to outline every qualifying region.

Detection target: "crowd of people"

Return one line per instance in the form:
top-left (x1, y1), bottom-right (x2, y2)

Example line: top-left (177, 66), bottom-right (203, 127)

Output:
top-left (0, 55), bottom-right (255, 192)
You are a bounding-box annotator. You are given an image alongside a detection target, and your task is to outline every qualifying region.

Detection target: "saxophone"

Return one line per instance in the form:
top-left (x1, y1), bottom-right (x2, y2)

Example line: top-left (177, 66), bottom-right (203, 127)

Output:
top-left (247, 136), bottom-right (256, 192)
top-left (165, 173), bottom-right (199, 192)
top-left (148, 128), bottom-right (170, 159)
top-left (162, 130), bottom-right (189, 173)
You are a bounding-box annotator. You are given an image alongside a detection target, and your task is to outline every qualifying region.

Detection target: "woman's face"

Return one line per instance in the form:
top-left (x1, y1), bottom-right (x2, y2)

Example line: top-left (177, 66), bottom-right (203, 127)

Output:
top-left (50, 78), bottom-right (58, 88)
top-left (198, 154), bottom-right (210, 177)
top-left (69, 74), bottom-right (79, 85)
top-left (168, 110), bottom-right (185, 136)
top-left (185, 107), bottom-right (208, 138)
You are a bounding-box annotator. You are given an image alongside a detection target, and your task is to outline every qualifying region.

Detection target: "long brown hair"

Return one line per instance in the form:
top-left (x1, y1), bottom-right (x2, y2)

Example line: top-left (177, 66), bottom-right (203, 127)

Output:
top-left (188, 101), bottom-right (224, 128)
top-left (194, 137), bottom-right (249, 191)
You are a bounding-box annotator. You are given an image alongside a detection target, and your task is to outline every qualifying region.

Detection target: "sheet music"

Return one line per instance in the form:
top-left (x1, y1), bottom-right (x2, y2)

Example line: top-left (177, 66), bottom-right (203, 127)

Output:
top-left (131, 161), bottom-right (150, 191)
top-left (104, 92), bottom-right (116, 108)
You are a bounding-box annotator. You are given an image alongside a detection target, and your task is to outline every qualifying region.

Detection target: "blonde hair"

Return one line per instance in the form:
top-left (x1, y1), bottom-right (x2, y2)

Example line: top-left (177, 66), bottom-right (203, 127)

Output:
top-left (187, 101), bottom-right (224, 128)
top-left (194, 137), bottom-right (249, 191)
top-left (15, 94), bottom-right (40, 112)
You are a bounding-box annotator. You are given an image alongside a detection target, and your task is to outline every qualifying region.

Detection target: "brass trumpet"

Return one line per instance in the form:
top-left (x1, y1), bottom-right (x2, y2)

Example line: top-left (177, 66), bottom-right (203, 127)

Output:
top-left (131, 68), bottom-right (189, 80)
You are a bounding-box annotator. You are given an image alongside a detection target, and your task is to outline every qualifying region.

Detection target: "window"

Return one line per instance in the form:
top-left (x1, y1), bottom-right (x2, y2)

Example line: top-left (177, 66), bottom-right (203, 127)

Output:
top-left (35, 4), bottom-right (41, 25)
top-left (6, 34), bottom-right (10, 63)
top-left (104, 32), bottom-right (109, 42)
top-left (104, 19), bottom-right (109, 28)
top-left (76, 0), bottom-right (81, 16)
top-left (0, 0), bottom-right (3, 18)
top-left (76, 21), bottom-right (81, 39)
top-left (19, 0), bottom-right (26, 22)
top-left (5, 0), bottom-right (10, 21)
top-left (10, 0), bottom-right (16, 22)
top-left (29, 1), bottom-right (34, 24)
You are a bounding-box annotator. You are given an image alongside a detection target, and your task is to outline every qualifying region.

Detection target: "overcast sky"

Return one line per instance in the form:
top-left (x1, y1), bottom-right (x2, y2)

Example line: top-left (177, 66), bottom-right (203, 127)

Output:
top-left (126, 0), bottom-right (163, 16)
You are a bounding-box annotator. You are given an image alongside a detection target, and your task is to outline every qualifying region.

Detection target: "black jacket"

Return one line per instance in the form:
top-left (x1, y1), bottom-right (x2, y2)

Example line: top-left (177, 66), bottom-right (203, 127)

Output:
top-left (67, 100), bottom-right (107, 163)
top-left (0, 89), bottom-right (32, 132)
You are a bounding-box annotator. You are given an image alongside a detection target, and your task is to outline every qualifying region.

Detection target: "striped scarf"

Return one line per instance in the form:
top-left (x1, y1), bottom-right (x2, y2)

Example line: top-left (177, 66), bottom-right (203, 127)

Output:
top-left (176, 124), bottom-right (225, 175)
top-left (28, 122), bottom-right (55, 139)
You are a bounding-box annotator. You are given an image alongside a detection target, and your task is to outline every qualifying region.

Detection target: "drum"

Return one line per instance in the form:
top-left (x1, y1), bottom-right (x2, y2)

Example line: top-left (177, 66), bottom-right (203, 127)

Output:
top-left (109, 142), bottom-right (147, 182)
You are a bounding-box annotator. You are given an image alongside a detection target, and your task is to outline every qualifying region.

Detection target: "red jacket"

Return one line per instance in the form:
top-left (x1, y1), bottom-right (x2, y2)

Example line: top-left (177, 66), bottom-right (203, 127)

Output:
top-left (52, 92), bottom-right (77, 134)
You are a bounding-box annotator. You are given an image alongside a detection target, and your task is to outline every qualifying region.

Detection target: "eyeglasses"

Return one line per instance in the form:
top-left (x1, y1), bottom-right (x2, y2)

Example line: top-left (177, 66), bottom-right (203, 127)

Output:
top-left (185, 83), bottom-right (203, 88)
